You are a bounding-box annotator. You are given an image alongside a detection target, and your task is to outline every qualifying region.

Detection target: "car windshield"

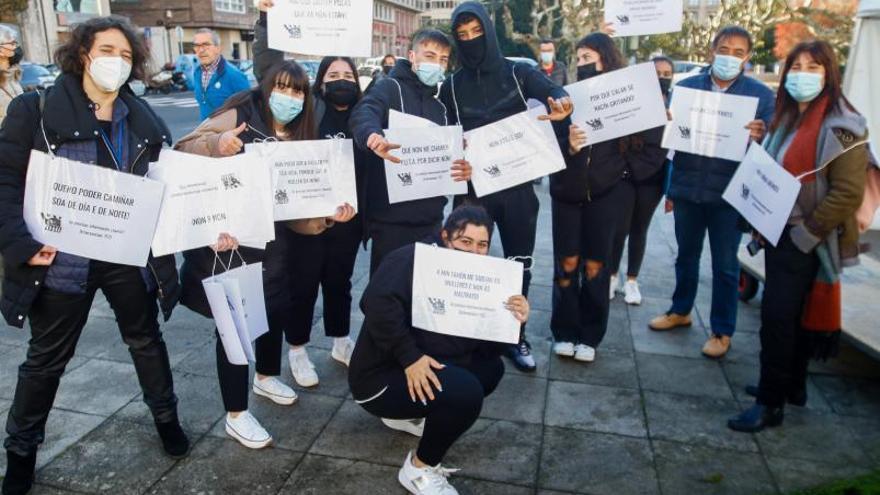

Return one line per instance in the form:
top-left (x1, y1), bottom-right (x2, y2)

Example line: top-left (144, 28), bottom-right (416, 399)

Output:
top-left (22, 64), bottom-right (51, 79)
top-left (300, 61), bottom-right (319, 80)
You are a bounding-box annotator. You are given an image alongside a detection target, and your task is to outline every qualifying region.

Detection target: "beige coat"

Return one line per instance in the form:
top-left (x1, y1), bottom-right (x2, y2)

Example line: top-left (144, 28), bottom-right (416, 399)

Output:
top-left (0, 67), bottom-right (24, 122)
top-left (175, 108), bottom-right (336, 235)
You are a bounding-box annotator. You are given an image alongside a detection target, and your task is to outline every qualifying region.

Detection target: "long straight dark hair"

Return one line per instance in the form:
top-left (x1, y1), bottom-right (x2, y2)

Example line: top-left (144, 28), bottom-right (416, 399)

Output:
top-left (212, 60), bottom-right (316, 141)
top-left (771, 40), bottom-right (857, 133)
top-left (312, 56), bottom-right (363, 103)
top-left (575, 32), bottom-right (626, 73)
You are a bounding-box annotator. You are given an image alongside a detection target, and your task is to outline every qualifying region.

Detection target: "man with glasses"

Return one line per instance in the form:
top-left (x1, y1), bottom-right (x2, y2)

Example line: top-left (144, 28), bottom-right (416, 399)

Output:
top-left (191, 28), bottom-right (249, 119)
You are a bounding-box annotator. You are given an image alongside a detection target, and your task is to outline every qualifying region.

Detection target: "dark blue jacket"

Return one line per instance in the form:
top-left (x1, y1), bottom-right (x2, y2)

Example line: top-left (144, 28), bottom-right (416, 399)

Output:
top-left (667, 71), bottom-right (775, 204)
top-left (193, 56), bottom-right (250, 120)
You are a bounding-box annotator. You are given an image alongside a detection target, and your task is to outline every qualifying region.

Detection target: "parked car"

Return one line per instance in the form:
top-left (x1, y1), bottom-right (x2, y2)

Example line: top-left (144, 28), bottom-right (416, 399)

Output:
top-left (43, 64), bottom-right (61, 78)
top-left (672, 60), bottom-right (708, 84)
top-left (298, 60), bottom-right (319, 85)
top-left (20, 62), bottom-right (55, 91)
top-left (506, 56), bottom-right (538, 67)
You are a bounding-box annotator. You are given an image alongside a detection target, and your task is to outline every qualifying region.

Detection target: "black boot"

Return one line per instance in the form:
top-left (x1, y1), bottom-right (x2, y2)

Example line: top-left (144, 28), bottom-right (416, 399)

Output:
top-left (744, 385), bottom-right (807, 407)
top-left (727, 403), bottom-right (784, 433)
top-left (155, 420), bottom-right (190, 459)
top-left (2, 450), bottom-right (36, 495)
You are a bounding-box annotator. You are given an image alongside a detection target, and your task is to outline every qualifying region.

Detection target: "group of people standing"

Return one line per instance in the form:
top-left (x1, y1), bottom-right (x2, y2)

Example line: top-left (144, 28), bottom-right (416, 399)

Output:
top-left (0, 0), bottom-right (872, 494)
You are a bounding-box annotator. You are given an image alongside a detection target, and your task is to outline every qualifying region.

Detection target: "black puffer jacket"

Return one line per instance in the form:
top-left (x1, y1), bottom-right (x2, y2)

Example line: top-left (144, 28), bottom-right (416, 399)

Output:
top-left (0, 74), bottom-right (179, 327)
top-left (349, 59), bottom-right (449, 227)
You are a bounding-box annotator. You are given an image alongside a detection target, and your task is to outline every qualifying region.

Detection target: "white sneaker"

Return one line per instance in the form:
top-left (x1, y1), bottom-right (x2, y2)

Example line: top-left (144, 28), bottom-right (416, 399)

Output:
top-left (609, 274), bottom-right (619, 300)
top-left (623, 279), bottom-right (642, 305)
top-left (289, 348), bottom-right (319, 387)
top-left (331, 337), bottom-right (355, 367)
top-left (382, 418), bottom-right (425, 437)
top-left (574, 344), bottom-right (596, 363)
top-left (225, 411), bottom-right (272, 449)
top-left (553, 341), bottom-right (575, 357)
top-left (398, 450), bottom-right (459, 495)
top-left (253, 376), bottom-right (298, 406)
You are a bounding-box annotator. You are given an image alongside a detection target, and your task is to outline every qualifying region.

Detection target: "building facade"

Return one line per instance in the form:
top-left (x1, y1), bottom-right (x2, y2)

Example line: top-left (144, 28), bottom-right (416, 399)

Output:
top-left (373, 0), bottom-right (426, 57)
top-left (11, 0), bottom-right (112, 64)
top-left (420, 0), bottom-right (461, 27)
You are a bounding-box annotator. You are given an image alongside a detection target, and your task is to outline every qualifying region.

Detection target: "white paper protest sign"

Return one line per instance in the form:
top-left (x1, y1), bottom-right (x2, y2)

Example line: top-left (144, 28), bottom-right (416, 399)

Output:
top-left (267, 0), bottom-right (373, 57)
top-left (389, 110), bottom-right (437, 129)
top-left (203, 281), bottom-right (249, 365)
top-left (662, 87), bottom-right (759, 162)
top-left (465, 106), bottom-right (566, 197)
top-left (245, 139), bottom-right (358, 221)
top-left (22, 150), bottom-right (164, 267)
top-left (604, 0), bottom-right (684, 37)
top-left (411, 243), bottom-right (524, 345)
top-left (722, 144), bottom-right (802, 246)
top-left (383, 126), bottom-right (466, 204)
top-left (149, 150), bottom-right (274, 256)
top-left (565, 62), bottom-right (669, 145)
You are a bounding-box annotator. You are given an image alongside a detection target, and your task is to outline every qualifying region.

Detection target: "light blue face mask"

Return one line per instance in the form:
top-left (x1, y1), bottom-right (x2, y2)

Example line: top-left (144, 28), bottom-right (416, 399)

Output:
top-left (269, 91), bottom-right (304, 125)
top-left (785, 71), bottom-right (824, 103)
top-left (711, 54), bottom-right (744, 81)
top-left (540, 52), bottom-right (554, 64)
top-left (415, 62), bottom-right (445, 87)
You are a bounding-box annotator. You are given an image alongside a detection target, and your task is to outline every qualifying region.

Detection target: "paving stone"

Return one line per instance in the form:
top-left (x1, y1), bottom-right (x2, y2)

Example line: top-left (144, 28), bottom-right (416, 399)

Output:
top-left (636, 352), bottom-right (734, 400)
top-left (628, 298), bottom-right (710, 359)
top-left (453, 477), bottom-right (534, 495)
top-left (307, 315), bottom-right (364, 352)
top-left (148, 436), bottom-right (302, 494)
top-left (278, 346), bottom-right (352, 399)
top-left (481, 373), bottom-right (547, 424)
top-left (766, 456), bottom-right (876, 493)
top-left (278, 455), bottom-right (401, 494)
top-left (0, 409), bottom-right (105, 474)
top-left (812, 375), bottom-right (880, 418)
top-left (310, 400), bottom-right (418, 467)
top-left (720, 330), bottom-right (762, 365)
top-left (644, 391), bottom-right (759, 453)
top-left (548, 348), bottom-right (639, 390)
top-left (209, 389), bottom-right (344, 452)
top-left (839, 414), bottom-right (880, 464)
top-left (0, 353), bottom-right (90, 401)
top-left (528, 282), bottom-right (553, 312)
top-left (53, 359), bottom-right (141, 416)
top-left (539, 427), bottom-right (658, 495)
top-left (755, 408), bottom-right (870, 467)
top-left (444, 419), bottom-right (541, 486)
top-left (545, 381), bottom-right (646, 437)
top-left (602, 308), bottom-right (635, 354)
top-left (71, 315), bottom-right (127, 360)
top-left (26, 485), bottom-right (80, 495)
top-left (723, 361), bottom-right (833, 412)
top-left (38, 419), bottom-right (179, 494)
top-left (653, 440), bottom-right (776, 495)
top-left (810, 342), bottom-right (880, 379)
top-left (0, 397), bottom-right (11, 416)
top-left (116, 372), bottom-right (224, 435)
top-left (172, 340), bottom-right (217, 378)
top-left (523, 307), bottom-right (553, 340)
top-left (0, 324), bottom-right (31, 347)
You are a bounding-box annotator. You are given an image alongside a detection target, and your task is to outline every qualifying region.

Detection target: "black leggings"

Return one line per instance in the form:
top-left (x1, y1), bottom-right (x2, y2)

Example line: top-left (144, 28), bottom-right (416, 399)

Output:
top-left (286, 218), bottom-right (363, 346)
top-left (358, 356), bottom-right (504, 466)
top-left (610, 180), bottom-right (664, 277)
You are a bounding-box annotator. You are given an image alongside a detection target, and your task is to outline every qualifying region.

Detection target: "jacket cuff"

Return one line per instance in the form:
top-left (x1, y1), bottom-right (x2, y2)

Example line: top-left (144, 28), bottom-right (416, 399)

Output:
top-left (790, 224), bottom-right (822, 253)
top-left (394, 341), bottom-right (424, 370)
top-left (3, 237), bottom-right (44, 266)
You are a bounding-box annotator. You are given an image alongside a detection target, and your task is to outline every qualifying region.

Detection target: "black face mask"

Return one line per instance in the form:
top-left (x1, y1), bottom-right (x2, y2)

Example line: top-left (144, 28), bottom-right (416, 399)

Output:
top-left (458, 36), bottom-right (487, 69)
top-left (576, 63), bottom-right (600, 81)
top-left (382, 65), bottom-right (393, 75)
top-left (9, 46), bottom-right (22, 66)
top-left (658, 77), bottom-right (672, 96)
top-left (324, 79), bottom-right (359, 106)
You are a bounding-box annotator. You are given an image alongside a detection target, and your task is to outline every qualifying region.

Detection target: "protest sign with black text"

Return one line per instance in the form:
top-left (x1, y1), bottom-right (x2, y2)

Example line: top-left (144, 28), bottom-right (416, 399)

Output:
top-left (267, 0), bottom-right (373, 57)
top-left (383, 125), bottom-right (466, 203)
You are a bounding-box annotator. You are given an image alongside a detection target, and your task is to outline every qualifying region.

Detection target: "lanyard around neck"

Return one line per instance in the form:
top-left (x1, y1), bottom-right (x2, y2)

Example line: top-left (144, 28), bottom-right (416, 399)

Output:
top-left (98, 120), bottom-right (125, 171)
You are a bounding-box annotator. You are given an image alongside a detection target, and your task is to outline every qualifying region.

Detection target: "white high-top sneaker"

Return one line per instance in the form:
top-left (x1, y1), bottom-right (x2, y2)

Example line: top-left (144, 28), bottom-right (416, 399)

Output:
top-left (225, 411), bottom-right (272, 449)
top-left (398, 450), bottom-right (459, 495)
top-left (623, 279), bottom-right (643, 305)
top-left (289, 348), bottom-right (319, 387)
top-left (381, 418), bottom-right (425, 437)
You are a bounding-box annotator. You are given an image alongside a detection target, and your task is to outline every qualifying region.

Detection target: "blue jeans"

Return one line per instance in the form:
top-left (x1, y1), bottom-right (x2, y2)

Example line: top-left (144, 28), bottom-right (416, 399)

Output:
top-left (669, 199), bottom-right (742, 336)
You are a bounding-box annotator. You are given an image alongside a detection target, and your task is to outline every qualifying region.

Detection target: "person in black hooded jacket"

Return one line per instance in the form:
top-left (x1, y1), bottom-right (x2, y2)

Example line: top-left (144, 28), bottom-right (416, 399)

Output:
top-left (349, 205), bottom-right (529, 495)
top-left (437, 1), bottom-right (573, 373)
top-left (0, 17), bottom-right (188, 495)
top-left (550, 33), bottom-right (667, 364)
top-left (349, 29), bottom-right (472, 275)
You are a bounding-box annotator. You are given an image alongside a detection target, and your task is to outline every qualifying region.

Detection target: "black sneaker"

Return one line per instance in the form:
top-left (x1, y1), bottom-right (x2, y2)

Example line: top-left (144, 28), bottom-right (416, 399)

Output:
top-left (505, 339), bottom-right (537, 372)
top-left (3, 450), bottom-right (36, 495)
top-left (155, 420), bottom-right (191, 459)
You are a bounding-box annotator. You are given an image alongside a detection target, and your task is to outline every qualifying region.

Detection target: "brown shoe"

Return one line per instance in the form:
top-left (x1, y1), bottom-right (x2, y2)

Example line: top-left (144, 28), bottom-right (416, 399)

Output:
top-left (702, 334), bottom-right (731, 359)
top-left (648, 312), bottom-right (692, 331)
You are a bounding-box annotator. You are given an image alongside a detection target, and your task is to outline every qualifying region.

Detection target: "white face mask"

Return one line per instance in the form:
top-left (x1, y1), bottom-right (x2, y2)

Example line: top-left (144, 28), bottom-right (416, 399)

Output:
top-left (88, 56), bottom-right (132, 93)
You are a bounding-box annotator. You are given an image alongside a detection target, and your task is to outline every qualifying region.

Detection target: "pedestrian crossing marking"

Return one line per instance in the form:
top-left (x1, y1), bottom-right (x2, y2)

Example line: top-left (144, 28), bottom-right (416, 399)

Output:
top-left (144, 96), bottom-right (200, 109)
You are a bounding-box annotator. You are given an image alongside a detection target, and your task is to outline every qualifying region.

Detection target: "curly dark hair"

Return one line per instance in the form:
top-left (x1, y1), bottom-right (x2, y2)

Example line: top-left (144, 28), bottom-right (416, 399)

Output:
top-left (53, 16), bottom-right (150, 82)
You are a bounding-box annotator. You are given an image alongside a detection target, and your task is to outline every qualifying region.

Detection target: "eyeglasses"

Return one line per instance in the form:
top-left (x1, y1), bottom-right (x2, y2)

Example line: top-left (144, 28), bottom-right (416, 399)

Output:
top-left (193, 43), bottom-right (215, 51)
top-left (0, 41), bottom-right (18, 48)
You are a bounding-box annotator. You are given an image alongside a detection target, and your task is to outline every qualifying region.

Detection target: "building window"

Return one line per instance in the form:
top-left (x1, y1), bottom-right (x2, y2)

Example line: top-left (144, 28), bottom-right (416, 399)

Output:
top-left (215, 0), bottom-right (246, 14)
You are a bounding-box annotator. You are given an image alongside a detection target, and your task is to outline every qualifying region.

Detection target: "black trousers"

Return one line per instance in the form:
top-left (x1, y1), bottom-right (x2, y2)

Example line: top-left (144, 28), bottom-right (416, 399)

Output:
top-left (369, 221), bottom-right (440, 276)
top-left (4, 261), bottom-right (178, 457)
top-left (358, 356), bottom-right (504, 466)
top-left (551, 181), bottom-right (635, 346)
top-left (286, 218), bottom-right (363, 345)
top-left (610, 180), bottom-right (664, 277)
top-left (757, 229), bottom-right (819, 408)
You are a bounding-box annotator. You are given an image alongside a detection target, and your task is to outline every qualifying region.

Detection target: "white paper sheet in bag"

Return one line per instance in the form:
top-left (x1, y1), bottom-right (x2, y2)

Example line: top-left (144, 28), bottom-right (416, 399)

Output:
top-left (411, 243), bottom-right (523, 344)
top-left (211, 261), bottom-right (270, 342)
top-left (203, 281), bottom-right (249, 365)
top-left (383, 126), bottom-right (467, 204)
top-left (465, 106), bottom-right (566, 197)
top-left (22, 150), bottom-right (164, 267)
top-left (267, 0), bottom-right (373, 57)
top-left (722, 144), bottom-right (802, 246)
top-left (245, 139), bottom-right (358, 221)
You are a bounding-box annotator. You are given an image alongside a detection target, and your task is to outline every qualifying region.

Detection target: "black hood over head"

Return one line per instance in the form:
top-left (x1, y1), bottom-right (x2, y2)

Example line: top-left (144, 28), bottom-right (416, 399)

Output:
top-left (451, 1), bottom-right (504, 73)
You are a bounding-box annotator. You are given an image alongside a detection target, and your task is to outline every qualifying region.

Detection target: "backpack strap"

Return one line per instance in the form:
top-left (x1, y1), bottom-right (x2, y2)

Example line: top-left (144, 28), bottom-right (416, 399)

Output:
top-left (36, 90), bottom-right (54, 156)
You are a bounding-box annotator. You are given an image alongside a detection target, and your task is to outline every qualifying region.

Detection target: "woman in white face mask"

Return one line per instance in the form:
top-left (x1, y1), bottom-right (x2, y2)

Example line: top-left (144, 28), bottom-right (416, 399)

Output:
top-left (0, 16), bottom-right (188, 495)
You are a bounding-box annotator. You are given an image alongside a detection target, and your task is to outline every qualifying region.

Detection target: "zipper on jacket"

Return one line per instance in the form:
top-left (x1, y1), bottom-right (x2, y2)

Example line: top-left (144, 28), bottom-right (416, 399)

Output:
top-left (147, 260), bottom-right (165, 299)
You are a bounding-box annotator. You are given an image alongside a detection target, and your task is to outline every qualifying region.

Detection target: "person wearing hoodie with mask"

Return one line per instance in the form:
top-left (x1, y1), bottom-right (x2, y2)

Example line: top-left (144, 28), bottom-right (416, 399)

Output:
top-left (648, 26), bottom-right (775, 360)
top-left (437, 1), bottom-right (573, 372)
top-left (349, 29), bottom-right (473, 275)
